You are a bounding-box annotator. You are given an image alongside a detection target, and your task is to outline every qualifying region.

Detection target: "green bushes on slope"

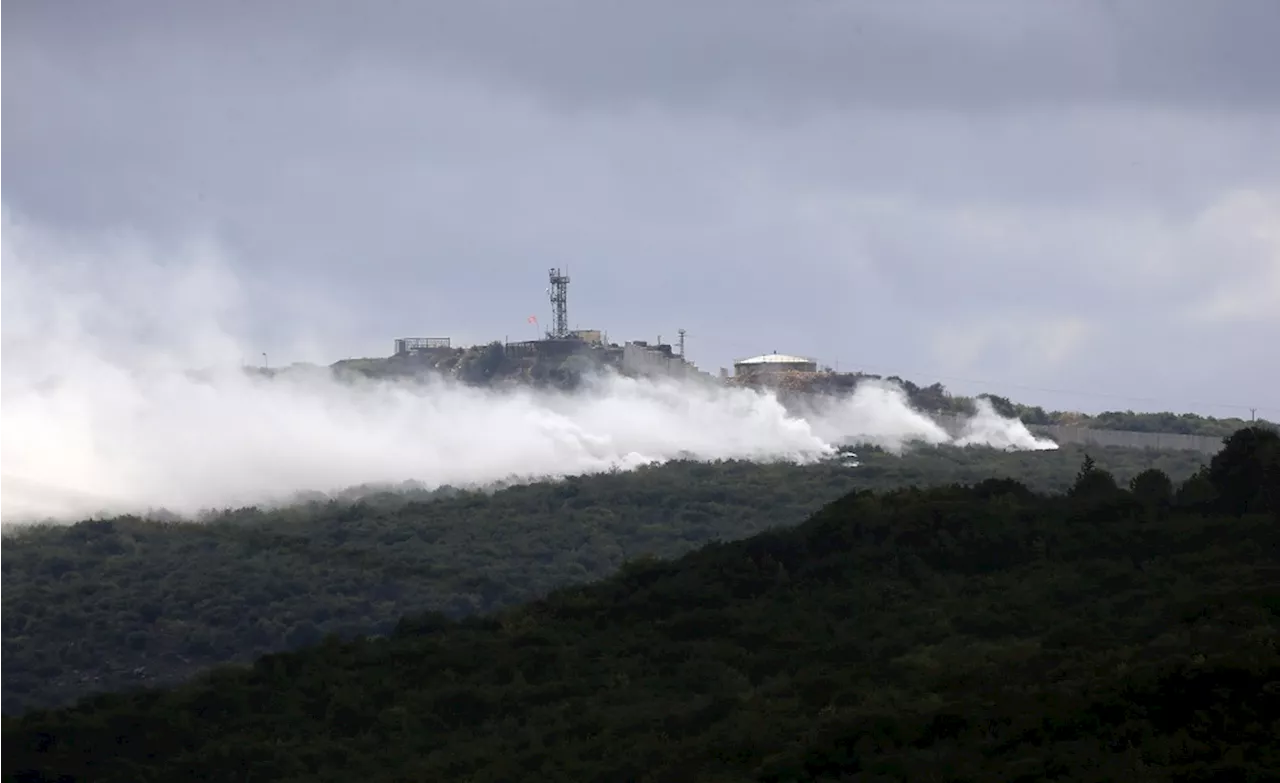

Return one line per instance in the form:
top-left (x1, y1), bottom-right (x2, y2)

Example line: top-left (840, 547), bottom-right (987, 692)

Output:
top-left (1, 445), bottom-right (1205, 715)
top-left (4, 429), bottom-right (1276, 782)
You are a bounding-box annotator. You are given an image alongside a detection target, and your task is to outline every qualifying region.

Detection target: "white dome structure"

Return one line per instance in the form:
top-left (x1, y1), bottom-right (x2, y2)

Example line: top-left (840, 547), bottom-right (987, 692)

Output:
top-left (733, 351), bottom-right (818, 376)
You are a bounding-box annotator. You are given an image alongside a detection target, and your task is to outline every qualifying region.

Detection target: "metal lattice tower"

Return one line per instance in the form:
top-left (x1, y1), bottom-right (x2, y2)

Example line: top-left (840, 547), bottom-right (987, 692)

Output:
top-left (677, 328), bottom-right (687, 358)
top-left (548, 268), bottom-right (570, 338)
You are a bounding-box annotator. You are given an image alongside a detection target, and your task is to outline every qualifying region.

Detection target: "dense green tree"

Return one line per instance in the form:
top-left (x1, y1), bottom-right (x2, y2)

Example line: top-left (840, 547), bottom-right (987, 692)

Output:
top-left (1174, 466), bottom-right (1218, 508)
top-left (456, 341), bottom-right (510, 384)
top-left (1130, 466), bottom-right (1173, 502)
top-left (1129, 467), bottom-right (1174, 522)
top-left (1068, 453), bottom-right (1120, 505)
top-left (1208, 425), bottom-right (1280, 515)
top-left (1016, 403), bottom-right (1052, 426)
top-left (3, 445), bottom-right (1203, 715)
top-left (976, 393), bottom-right (1017, 418)
top-left (3, 429), bottom-right (1276, 782)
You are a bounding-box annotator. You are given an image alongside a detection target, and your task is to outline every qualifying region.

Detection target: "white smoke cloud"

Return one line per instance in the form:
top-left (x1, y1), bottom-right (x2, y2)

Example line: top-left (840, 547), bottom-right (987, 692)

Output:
top-left (776, 378), bottom-right (1061, 453)
top-left (0, 212), bottom-right (1056, 524)
top-left (955, 397), bottom-right (1059, 450)
top-left (803, 381), bottom-right (953, 447)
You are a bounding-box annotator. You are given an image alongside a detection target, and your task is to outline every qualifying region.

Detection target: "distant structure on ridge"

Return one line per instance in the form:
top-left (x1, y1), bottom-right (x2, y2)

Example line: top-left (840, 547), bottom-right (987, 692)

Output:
top-left (547, 268), bottom-right (570, 339)
top-left (393, 336), bottom-right (451, 355)
top-left (387, 267), bottom-right (713, 383)
top-left (733, 351), bottom-right (818, 379)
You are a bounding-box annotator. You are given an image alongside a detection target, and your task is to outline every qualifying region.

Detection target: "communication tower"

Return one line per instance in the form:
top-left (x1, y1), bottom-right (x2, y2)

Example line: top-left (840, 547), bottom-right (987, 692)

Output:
top-left (677, 328), bottom-right (687, 358)
top-left (548, 268), bottom-right (570, 339)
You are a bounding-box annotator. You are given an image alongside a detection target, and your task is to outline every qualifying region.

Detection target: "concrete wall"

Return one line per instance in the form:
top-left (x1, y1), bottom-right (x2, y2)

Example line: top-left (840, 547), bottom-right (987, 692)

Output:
top-left (569, 329), bottom-right (603, 345)
top-left (622, 343), bottom-right (716, 383)
top-left (1030, 424), bottom-right (1222, 455)
top-left (934, 412), bottom-right (1223, 454)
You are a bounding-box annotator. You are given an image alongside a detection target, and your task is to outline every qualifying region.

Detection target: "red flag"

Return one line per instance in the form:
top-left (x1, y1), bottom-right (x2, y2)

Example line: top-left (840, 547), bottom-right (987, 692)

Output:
top-left (527, 315), bottom-right (538, 324)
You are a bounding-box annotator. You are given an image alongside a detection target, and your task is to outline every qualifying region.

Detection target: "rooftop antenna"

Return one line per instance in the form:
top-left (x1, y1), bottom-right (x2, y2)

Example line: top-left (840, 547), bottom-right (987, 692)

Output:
top-left (547, 268), bottom-right (570, 339)
top-left (677, 328), bottom-right (687, 359)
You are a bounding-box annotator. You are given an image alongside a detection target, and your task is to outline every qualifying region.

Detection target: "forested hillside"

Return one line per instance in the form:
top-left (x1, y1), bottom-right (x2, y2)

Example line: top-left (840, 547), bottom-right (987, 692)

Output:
top-left (4, 429), bottom-right (1277, 782)
top-left (1, 445), bottom-right (1204, 714)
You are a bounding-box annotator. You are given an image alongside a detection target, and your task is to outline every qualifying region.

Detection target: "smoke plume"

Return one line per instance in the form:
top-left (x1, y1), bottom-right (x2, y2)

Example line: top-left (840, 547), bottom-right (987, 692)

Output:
top-left (0, 212), bottom-right (1055, 524)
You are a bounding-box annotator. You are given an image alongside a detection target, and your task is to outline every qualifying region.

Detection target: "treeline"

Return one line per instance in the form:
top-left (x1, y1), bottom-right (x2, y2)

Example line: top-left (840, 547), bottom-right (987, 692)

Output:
top-left (4, 428), bottom-right (1277, 782)
top-left (1, 445), bottom-right (1205, 715)
top-left (880, 377), bottom-right (1272, 437)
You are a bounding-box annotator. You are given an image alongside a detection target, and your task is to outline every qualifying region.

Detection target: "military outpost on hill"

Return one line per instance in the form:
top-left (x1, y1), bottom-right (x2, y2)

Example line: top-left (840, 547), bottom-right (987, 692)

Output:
top-left (287, 269), bottom-right (1269, 455)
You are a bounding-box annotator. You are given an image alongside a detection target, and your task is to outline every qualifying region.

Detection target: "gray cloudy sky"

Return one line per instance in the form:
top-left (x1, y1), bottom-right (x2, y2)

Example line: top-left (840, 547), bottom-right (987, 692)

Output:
top-left (4, 0), bottom-right (1279, 416)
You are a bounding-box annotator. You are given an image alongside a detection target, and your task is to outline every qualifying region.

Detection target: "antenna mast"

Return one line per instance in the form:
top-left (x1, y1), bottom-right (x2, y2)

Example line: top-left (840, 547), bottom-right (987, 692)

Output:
top-left (677, 328), bottom-right (687, 358)
top-left (548, 268), bottom-right (570, 339)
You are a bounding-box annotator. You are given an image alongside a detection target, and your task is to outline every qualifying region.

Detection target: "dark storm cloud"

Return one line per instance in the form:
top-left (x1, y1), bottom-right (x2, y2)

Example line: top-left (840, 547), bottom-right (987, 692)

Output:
top-left (2, 0), bottom-right (1278, 416)
top-left (7, 0), bottom-right (1280, 113)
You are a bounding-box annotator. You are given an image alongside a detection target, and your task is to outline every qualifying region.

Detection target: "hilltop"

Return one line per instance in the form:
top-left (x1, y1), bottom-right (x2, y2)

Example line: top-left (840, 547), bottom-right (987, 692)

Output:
top-left (315, 341), bottom-right (1271, 439)
top-left (328, 339), bottom-right (621, 389)
top-left (5, 428), bottom-right (1277, 782)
